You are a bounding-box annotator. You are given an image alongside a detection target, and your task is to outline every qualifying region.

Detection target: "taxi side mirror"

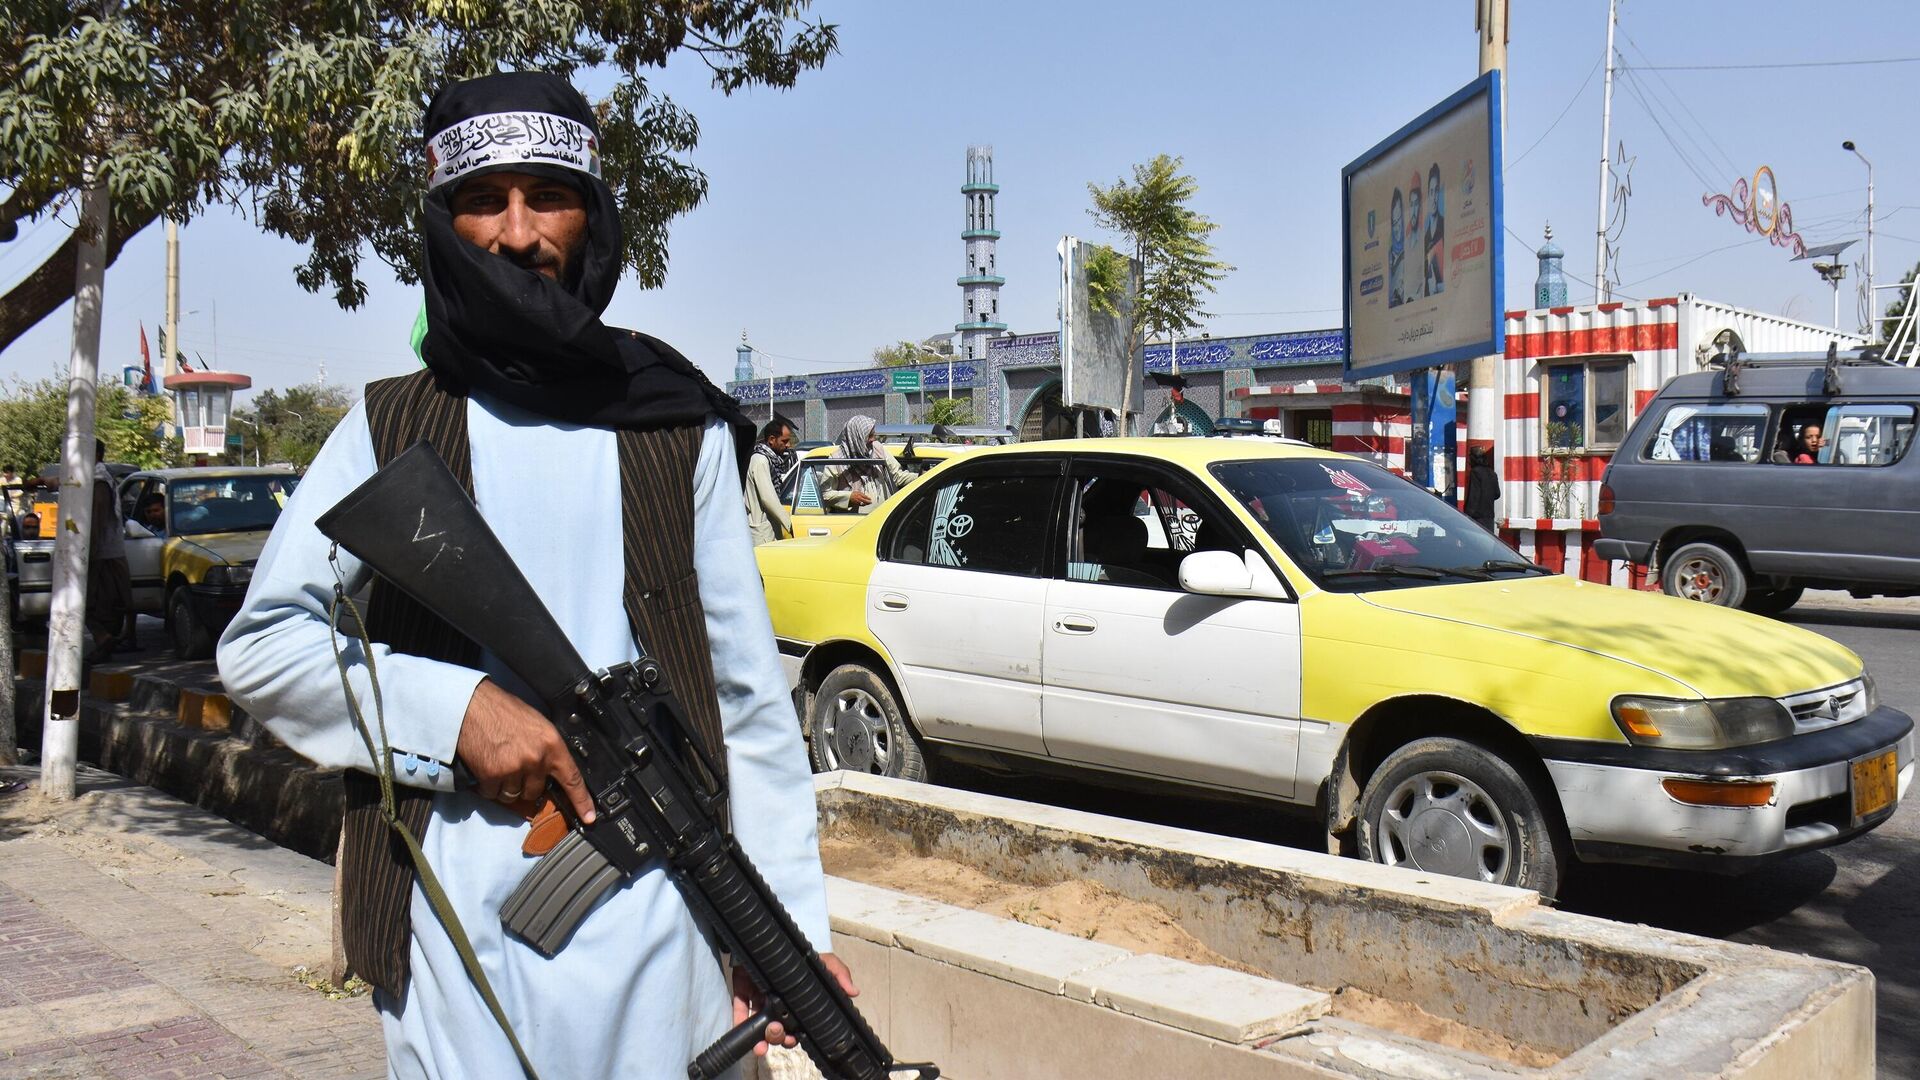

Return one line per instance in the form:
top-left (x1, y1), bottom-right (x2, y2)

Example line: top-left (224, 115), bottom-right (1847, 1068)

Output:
top-left (1178, 549), bottom-right (1289, 600)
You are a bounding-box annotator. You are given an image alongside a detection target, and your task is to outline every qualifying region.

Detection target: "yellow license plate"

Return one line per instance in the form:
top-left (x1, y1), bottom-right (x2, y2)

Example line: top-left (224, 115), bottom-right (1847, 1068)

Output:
top-left (1851, 750), bottom-right (1898, 823)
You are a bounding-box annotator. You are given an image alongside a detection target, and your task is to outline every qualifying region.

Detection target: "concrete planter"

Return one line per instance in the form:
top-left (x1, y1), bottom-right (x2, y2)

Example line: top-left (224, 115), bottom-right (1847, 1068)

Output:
top-left (810, 772), bottom-right (1871, 1079)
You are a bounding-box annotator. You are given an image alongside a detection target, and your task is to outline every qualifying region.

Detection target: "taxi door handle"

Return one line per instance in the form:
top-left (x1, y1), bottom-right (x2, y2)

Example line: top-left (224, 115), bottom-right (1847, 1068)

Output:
top-left (808, 527), bottom-right (831, 537)
top-left (1054, 615), bottom-right (1098, 635)
top-left (878, 593), bottom-right (910, 612)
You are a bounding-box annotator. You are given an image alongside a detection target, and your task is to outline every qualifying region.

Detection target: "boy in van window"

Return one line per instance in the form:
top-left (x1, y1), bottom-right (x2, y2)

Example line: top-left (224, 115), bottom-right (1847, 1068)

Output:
top-left (1794, 424), bottom-right (1824, 464)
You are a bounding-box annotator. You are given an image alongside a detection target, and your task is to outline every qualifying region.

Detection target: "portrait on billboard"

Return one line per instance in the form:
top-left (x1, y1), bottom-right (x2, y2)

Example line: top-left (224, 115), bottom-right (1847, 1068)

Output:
top-left (1342, 71), bottom-right (1503, 380)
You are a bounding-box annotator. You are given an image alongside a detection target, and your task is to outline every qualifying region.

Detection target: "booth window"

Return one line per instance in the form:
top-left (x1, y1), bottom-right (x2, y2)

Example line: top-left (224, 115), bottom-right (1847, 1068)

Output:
top-left (1542, 358), bottom-right (1630, 451)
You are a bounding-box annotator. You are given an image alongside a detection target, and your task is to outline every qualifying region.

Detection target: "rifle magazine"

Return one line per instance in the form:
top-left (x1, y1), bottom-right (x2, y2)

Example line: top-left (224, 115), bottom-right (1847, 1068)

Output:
top-left (501, 829), bottom-right (630, 957)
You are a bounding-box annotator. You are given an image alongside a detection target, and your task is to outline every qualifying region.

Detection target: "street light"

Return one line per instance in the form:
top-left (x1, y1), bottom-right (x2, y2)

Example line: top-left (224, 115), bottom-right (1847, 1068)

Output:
top-left (1843, 140), bottom-right (1875, 338)
top-left (228, 415), bottom-right (261, 467)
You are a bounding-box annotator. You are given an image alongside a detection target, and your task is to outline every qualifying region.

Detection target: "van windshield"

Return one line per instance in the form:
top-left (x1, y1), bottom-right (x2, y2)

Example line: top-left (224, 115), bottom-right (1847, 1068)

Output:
top-left (1208, 458), bottom-right (1547, 591)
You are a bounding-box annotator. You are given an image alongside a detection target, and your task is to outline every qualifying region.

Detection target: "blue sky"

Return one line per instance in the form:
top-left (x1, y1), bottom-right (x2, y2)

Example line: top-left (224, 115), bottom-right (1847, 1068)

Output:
top-left (3, 0), bottom-right (1916, 396)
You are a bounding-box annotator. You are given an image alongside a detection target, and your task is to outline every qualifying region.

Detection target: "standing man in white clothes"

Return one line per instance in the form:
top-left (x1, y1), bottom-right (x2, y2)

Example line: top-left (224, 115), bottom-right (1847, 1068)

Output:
top-left (218, 71), bottom-right (849, 1079)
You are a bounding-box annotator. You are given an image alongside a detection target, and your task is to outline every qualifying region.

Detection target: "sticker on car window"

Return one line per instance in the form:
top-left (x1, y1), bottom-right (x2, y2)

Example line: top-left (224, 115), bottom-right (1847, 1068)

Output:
top-left (1320, 464), bottom-right (1373, 494)
top-left (928, 483), bottom-right (966, 568)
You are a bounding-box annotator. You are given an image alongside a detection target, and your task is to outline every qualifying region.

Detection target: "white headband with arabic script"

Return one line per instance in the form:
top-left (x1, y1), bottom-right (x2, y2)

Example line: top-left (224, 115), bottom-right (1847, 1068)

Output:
top-left (426, 110), bottom-right (602, 192)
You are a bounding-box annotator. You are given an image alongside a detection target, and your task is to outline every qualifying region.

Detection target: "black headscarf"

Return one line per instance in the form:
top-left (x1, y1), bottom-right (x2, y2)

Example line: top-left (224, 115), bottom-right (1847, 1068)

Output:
top-left (419, 72), bottom-right (749, 447)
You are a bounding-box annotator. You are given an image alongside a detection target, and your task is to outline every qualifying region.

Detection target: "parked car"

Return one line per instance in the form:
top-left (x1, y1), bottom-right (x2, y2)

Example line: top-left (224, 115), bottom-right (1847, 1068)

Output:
top-left (756, 437), bottom-right (1913, 897)
top-left (119, 467), bottom-right (300, 657)
top-left (1596, 349), bottom-right (1920, 612)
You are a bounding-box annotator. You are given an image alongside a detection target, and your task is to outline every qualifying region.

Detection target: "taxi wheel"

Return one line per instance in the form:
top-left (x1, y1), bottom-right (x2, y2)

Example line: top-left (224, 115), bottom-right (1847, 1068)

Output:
top-left (1661, 542), bottom-right (1747, 608)
top-left (807, 664), bottom-right (927, 781)
top-left (167, 588), bottom-right (213, 660)
top-left (1357, 738), bottom-right (1565, 898)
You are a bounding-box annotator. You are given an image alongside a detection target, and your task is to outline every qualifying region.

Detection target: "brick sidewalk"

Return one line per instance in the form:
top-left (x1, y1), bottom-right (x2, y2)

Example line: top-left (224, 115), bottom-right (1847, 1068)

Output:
top-left (0, 766), bottom-right (382, 1079)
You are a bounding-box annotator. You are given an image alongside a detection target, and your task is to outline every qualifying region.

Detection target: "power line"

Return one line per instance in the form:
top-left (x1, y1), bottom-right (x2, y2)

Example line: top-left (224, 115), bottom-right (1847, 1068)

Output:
top-left (1628, 55), bottom-right (1920, 71)
top-left (1615, 70), bottom-right (1722, 193)
top-left (1508, 54), bottom-right (1604, 171)
top-left (1617, 238), bottom-right (1765, 288)
top-left (1620, 34), bottom-right (1741, 182)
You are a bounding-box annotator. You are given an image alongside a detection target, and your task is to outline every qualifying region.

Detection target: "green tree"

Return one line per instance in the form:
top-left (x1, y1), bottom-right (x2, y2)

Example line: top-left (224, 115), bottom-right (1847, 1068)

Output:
top-left (1083, 243), bottom-right (1130, 319)
top-left (1087, 155), bottom-right (1232, 429)
top-left (229, 382), bottom-right (355, 468)
top-left (924, 396), bottom-right (976, 427)
top-left (0, 1), bottom-right (839, 351)
top-left (872, 340), bottom-right (931, 368)
top-left (1882, 261), bottom-right (1918, 348)
top-left (0, 377), bottom-right (180, 476)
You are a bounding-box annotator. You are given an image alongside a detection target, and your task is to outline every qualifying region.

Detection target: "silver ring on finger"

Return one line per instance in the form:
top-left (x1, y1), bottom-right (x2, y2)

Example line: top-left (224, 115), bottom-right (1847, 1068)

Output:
top-left (501, 786), bottom-right (524, 800)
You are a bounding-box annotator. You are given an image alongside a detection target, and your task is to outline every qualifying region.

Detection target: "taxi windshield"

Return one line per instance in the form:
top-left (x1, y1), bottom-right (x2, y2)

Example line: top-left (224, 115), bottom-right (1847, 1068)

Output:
top-left (168, 475), bottom-right (298, 536)
top-left (1207, 458), bottom-right (1545, 591)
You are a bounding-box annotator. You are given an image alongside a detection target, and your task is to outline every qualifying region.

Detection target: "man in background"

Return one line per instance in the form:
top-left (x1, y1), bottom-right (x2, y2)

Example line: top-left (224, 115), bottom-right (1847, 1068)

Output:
top-left (745, 416), bottom-right (796, 545)
top-left (86, 439), bottom-right (130, 660)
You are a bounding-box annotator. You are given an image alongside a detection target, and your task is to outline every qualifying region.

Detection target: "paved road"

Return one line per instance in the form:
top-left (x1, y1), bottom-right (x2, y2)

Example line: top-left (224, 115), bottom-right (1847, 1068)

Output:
top-left (938, 591), bottom-right (1920, 1078)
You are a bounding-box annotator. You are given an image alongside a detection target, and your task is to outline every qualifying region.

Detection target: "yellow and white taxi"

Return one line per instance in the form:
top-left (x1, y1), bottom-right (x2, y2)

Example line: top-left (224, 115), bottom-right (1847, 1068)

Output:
top-left (756, 438), bottom-right (1914, 895)
top-left (784, 440), bottom-right (976, 540)
top-left (120, 466), bottom-right (300, 658)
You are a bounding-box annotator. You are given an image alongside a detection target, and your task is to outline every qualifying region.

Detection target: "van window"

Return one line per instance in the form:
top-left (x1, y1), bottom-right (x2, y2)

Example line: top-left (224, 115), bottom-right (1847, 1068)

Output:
top-left (1644, 403), bottom-right (1769, 463)
top-left (1818, 404), bottom-right (1916, 467)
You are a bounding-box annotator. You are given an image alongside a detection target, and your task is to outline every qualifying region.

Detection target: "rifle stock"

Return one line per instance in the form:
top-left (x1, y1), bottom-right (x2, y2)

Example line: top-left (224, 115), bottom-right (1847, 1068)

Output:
top-left (315, 441), bottom-right (592, 706)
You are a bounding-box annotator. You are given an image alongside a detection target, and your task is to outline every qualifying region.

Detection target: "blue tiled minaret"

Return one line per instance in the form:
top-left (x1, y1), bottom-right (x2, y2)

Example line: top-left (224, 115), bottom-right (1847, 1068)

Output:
top-left (1535, 224), bottom-right (1568, 307)
top-left (957, 146), bottom-right (1007, 362)
top-left (734, 331), bottom-right (755, 384)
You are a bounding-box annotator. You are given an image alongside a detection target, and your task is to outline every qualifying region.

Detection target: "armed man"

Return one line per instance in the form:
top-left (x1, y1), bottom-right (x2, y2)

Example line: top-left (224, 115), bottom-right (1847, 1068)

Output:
top-left (218, 72), bottom-right (852, 1078)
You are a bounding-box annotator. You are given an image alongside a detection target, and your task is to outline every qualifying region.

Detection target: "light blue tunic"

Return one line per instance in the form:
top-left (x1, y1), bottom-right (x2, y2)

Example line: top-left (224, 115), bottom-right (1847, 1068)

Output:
top-left (218, 397), bottom-right (832, 1079)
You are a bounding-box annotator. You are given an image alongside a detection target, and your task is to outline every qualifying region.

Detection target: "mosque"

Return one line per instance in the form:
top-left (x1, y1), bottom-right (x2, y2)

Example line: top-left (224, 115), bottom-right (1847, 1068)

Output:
top-left (726, 146), bottom-right (1384, 452)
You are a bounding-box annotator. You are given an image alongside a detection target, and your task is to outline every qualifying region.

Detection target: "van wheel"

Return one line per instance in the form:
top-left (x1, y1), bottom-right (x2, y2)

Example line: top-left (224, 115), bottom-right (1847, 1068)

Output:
top-left (167, 588), bottom-right (213, 660)
top-left (1661, 542), bottom-right (1747, 608)
top-left (807, 664), bottom-right (928, 781)
top-left (1357, 737), bottom-right (1565, 897)
top-left (1741, 586), bottom-right (1804, 617)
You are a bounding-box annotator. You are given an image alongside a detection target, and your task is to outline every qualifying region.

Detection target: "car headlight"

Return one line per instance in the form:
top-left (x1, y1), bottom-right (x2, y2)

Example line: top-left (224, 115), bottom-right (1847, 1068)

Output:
top-left (1611, 695), bottom-right (1794, 750)
top-left (1862, 670), bottom-right (1878, 713)
top-left (202, 565), bottom-right (252, 587)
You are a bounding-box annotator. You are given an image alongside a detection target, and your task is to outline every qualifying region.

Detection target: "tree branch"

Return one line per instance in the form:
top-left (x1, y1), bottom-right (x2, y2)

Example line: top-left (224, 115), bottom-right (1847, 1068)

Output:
top-left (0, 204), bottom-right (159, 354)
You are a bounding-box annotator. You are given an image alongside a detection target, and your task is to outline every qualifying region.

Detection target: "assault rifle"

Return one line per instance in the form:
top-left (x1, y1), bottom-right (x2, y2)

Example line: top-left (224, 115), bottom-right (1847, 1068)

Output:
top-left (316, 441), bottom-right (936, 1080)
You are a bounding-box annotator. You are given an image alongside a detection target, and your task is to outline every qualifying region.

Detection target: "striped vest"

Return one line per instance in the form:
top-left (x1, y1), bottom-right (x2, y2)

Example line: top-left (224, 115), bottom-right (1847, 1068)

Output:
top-left (339, 369), bottom-right (731, 1000)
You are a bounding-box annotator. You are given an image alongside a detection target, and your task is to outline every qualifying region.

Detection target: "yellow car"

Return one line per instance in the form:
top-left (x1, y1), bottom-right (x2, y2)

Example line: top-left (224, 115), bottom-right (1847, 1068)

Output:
top-left (784, 441), bottom-right (976, 540)
top-left (121, 466), bottom-right (300, 658)
top-left (756, 437), bottom-right (1914, 896)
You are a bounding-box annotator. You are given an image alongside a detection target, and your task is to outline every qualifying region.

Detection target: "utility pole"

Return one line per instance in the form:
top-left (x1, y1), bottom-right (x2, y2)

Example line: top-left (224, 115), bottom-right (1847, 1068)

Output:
top-left (1464, 0), bottom-right (1508, 487)
top-left (43, 169), bottom-right (111, 800)
top-left (163, 218), bottom-right (180, 434)
top-left (1594, 0), bottom-right (1618, 302)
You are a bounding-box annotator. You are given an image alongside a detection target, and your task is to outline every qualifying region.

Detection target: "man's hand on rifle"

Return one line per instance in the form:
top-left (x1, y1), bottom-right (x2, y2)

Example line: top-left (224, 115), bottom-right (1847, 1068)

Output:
top-left (733, 954), bottom-right (859, 1056)
top-left (457, 678), bottom-right (598, 824)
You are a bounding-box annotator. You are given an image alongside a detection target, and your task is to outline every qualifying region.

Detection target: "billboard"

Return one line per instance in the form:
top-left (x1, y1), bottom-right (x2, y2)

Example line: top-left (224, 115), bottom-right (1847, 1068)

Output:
top-left (1057, 236), bottom-right (1139, 415)
top-left (1342, 71), bottom-right (1503, 380)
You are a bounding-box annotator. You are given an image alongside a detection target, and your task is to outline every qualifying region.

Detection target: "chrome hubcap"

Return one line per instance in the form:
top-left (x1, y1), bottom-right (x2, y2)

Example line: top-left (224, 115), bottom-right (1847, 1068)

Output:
top-left (822, 689), bottom-right (890, 773)
top-left (1376, 771), bottom-right (1512, 883)
top-left (1676, 557), bottom-right (1724, 602)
